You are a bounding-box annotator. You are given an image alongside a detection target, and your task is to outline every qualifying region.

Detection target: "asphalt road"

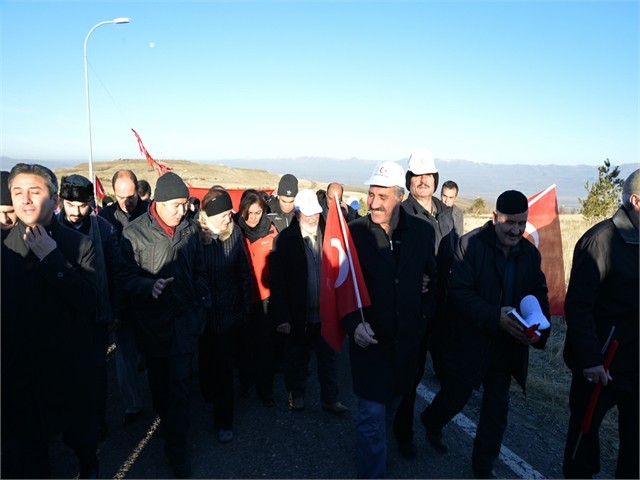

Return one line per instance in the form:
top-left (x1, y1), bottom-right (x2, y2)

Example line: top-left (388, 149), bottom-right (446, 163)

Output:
top-left (48, 342), bottom-right (614, 479)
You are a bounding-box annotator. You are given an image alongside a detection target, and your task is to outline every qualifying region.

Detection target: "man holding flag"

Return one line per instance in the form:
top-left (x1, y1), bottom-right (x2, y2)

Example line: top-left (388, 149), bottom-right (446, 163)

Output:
top-left (338, 160), bottom-right (437, 478)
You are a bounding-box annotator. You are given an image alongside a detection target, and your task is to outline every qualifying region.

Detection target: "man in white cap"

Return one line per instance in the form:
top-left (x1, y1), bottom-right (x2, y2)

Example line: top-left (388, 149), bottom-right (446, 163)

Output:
top-left (269, 189), bottom-right (349, 414)
top-left (395, 149), bottom-right (457, 459)
top-left (340, 161), bottom-right (437, 478)
top-left (563, 169), bottom-right (639, 479)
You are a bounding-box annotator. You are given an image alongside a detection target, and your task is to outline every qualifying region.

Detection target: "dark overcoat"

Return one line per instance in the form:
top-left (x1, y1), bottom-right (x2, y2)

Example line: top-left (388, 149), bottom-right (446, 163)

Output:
top-left (1, 219), bottom-right (97, 441)
top-left (341, 208), bottom-right (437, 403)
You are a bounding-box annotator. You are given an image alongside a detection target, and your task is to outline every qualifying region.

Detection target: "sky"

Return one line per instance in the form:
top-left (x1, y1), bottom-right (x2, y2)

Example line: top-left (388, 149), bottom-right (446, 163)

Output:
top-left (1, 0), bottom-right (638, 170)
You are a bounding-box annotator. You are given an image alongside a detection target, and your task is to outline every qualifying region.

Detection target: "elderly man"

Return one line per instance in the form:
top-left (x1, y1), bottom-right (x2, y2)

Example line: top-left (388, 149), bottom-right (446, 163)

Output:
top-left (269, 189), bottom-right (349, 414)
top-left (562, 169), bottom-right (639, 479)
top-left (1, 163), bottom-right (98, 477)
top-left (119, 171), bottom-right (210, 478)
top-left (266, 173), bottom-right (299, 232)
top-left (57, 174), bottom-right (121, 441)
top-left (98, 169), bottom-right (148, 425)
top-left (420, 190), bottom-right (550, 479)
top-left (341, 161), bottom-right (437, 478)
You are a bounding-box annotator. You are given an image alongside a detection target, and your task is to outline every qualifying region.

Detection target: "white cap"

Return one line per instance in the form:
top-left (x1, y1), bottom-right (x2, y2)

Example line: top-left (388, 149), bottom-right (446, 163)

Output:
top-left (294, 189), bottom-right (323, 216)
top-left (520, 295), bottom-right (550, 331)
top-left (407, 149), bottom-right (437, 175)
top-left (364, 161), bottom-right (405, 188)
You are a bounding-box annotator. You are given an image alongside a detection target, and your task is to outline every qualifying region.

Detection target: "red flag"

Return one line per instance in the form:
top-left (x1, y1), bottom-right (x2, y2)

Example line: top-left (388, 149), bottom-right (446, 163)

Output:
top-left (131, 128), bottom-right (157, 171)
top-left (156, 161), bottom-right (173, 176)
top-left (524, 185), bottom-right (566, 315)
top-left (320, 196), bottom-right (371, 351)
top-left (94, 175), bottom-right (105, 200)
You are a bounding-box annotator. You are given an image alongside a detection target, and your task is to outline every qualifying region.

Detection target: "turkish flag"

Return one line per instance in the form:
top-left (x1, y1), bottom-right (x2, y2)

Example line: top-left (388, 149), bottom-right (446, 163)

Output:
top-left (320, 196), bottom-right (371, 351)
top-left (524, 185), bottom-right (566, 315)
top-left (94, 175), bottom-right (105, 199)
top-left (131, 128), bottom-right (157, 171)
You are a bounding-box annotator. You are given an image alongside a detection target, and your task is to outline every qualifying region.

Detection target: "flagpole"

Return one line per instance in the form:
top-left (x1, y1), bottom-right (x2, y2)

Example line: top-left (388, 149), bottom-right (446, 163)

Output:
top-left (333, 196), bottom-right (367, 327)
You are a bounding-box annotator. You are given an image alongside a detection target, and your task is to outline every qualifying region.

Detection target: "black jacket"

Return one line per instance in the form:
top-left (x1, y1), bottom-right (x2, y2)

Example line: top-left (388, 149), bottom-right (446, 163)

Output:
top-left (119, 207), bottom-right (210, 357)
top-left (401, 194), bottom-right (455, 251)
top-left (341, 208), bottom-right (437, 403)
top-left (563, 206), bottom-right (639, 391)
top-left (98, 197), bottom-right (149, 239)
top-left (266, 195), bottom-right (296, 233)
top-left (1, 218), bottom-right (97, 441)
top-left (440, 221), bottom-right (550, 392)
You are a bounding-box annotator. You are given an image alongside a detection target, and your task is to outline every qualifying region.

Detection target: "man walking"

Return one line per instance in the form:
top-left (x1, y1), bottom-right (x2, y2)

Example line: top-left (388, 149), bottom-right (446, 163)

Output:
top-left (119, 171), bottom-right (210, 478)
top-left (341, 161), bottom-right (437, 478)
top-left (420, 190), bottom-right (550, 478)
top-left (562, 169), bottom-right (639, 479)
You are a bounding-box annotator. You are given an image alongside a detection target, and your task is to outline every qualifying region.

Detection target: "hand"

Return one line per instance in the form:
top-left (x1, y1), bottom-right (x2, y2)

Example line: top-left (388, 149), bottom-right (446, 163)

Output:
top-left (276, 322), bottom-right (290, 335)
top-left (152, 277), bottom-right (174, 299)
top-left (23, 225), bottom-right (57, 260)
top-left (499, 306), bottom-right (537, 344)
top-left (583, 365), bottom-right (613, 386)
top-left (354, 322), bottom-right (378, 348)
top-left (421, 274), bottom-right (431, 293)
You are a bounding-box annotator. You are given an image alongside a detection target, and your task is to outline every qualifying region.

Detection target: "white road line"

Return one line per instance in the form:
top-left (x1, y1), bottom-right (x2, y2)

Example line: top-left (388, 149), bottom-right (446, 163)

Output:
top-left (416, 383), bottom-right (545, 479)
top-left (112, 416), bottom-right (161, 480)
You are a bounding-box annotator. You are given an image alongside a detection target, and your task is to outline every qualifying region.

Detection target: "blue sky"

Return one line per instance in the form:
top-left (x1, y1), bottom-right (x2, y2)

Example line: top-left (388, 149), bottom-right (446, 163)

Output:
top-left (1, 0), bottom-right (638, 169)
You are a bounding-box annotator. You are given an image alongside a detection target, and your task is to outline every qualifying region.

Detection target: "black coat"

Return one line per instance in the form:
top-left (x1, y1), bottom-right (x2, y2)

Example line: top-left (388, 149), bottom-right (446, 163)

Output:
top-left (341, 208), bottom-right (437, 403)
top-left (401, 194), bottom-right (455, 251)
top-left (269, 216), bottom-right (325, 337)
top-left (1, 218), bottom-right (97, 441)
top-left (440, 221), bottom-right (550, 392)
top-left (563, 206), bottom-right (639, 391)
top-left (119, 208), bottom-right (210, 357)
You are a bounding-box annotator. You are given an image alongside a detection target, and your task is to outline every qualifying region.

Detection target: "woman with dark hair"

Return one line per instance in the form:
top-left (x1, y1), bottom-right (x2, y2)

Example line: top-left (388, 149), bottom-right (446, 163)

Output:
top-left (235, 189), bottom-right (279, 407)
top-left (197, 186), bottom-right (252, 444)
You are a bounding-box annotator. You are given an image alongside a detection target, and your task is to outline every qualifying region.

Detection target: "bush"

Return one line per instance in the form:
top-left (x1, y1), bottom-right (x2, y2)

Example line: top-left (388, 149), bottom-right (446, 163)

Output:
top-left (579, 159), bottom-right (623, 222)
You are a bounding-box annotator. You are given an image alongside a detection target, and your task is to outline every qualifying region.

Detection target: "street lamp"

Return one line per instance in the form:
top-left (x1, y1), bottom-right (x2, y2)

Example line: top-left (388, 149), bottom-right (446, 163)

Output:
top-left (84, 17), bottom-right (130, 199)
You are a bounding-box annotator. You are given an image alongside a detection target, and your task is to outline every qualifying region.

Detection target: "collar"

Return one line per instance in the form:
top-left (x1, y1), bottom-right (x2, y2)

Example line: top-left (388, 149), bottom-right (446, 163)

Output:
top-left (150, 201), bottom-right (176, 237)
top-left (612, 206), bottom-right (639, 245)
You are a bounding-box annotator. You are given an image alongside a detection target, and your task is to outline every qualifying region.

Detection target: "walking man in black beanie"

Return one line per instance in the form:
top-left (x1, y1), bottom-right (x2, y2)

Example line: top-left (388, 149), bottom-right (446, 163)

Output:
top-left (119, 171), bottom-right (211, 478)
top-left (420, 190), bottom-right (550, 479)
top-left (266, 173), bottom-right (299, 232)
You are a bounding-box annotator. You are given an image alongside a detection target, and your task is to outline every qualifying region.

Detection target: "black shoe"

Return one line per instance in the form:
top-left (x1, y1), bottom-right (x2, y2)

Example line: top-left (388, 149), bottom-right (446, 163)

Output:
top-left (124, 410), bottom-right (142, 425)
top-left (259, 395), bottom-right (275, 408)
top-left (398, 441), bottom-right (417, 459)
top-left (420, 411), bottom-right (448, 453)
top-left (165, 447), bottom-right (191, 478)
top-left (472, 467), bottom-right (497, 479)
top-left (77, 449), bottom-right (99, 479)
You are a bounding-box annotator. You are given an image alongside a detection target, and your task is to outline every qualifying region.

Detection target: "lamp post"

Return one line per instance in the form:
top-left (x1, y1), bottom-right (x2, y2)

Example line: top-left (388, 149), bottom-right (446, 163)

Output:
top-left (84, 17), bottom-right (130, 199)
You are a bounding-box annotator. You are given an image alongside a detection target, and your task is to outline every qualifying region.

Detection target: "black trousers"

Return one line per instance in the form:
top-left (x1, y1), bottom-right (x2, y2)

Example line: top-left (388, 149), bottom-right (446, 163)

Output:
top-left (283, 322), bottom-right (339, 404)
top-left (421, 356), bottom-right (512, 472)
top-left (145, 353), bottom-right (193, 458)
top-left (563, 372), bottom-right (639, 479)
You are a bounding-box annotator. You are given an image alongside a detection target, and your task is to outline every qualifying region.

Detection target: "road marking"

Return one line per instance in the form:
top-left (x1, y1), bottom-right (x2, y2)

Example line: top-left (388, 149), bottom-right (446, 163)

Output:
top-left (416, 383), bottom-right (545, 479)
top-left (112, 416), bottom-right (161, 480)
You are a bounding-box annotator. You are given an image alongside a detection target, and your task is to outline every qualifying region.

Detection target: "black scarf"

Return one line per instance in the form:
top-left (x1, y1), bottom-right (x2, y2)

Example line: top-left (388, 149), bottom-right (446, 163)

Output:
top-left (237, 212), bottom-right (272, 243)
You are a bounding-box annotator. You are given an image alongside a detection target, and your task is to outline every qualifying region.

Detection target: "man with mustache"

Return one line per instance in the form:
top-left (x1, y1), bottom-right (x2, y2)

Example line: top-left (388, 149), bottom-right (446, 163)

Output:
top-left (420, 190), bottom-right (550, 478)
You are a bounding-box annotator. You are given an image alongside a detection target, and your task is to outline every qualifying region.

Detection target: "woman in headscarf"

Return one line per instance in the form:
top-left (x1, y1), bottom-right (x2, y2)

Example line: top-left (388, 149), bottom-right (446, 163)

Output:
top-left (197, 186), bottom-right (252, 444)
top-left (235, 189), bottom-right (279, 407)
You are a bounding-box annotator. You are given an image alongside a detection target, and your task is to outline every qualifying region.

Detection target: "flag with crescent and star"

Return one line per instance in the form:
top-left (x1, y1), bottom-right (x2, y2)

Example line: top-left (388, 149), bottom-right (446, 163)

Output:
top-left (320, 195), bottom-right (371, 352)
top-left (524, 184), bottom-right (566, 315)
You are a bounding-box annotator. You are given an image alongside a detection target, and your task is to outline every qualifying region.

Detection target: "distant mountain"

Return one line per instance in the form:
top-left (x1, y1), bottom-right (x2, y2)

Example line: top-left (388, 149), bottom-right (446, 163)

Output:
top-left (2, 155), bottom-right (637, 209)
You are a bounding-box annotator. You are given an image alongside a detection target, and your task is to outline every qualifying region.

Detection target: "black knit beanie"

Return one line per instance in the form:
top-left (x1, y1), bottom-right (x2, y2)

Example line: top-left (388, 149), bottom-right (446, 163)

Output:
top-left (204, 191), bottom-right (233, 216)
top-left (154, 172), bottom-right (189, 202)
top-left (277, 174), bottom-right (299, 197)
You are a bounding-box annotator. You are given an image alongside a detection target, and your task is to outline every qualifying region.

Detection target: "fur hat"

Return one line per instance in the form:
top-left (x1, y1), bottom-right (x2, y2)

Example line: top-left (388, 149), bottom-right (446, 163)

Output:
top-left (60, 174), bottom-right (94, 202)
top-left (277, 174), bottom-right (299, 197)
top-left (154, 172), bottom-right (189, 202)
top-left (0, 171), bottom-right (11, 206)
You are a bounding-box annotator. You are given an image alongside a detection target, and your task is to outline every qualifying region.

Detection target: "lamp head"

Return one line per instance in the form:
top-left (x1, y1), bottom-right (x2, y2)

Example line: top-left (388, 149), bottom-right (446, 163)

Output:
top-left (113, 17), bottom-right (130, 24)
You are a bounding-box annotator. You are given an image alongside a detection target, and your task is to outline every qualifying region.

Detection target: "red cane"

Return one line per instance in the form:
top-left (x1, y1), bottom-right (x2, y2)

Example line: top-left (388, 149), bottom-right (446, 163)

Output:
top-left (570, 339), bottom-right (619, 460)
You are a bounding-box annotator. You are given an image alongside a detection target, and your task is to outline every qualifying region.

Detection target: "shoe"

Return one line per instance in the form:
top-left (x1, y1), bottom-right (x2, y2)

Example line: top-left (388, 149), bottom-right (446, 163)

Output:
top-left (218, 429), bottom-right (234, 443)
top-left (124, 410), bottom-right (142, 425)
top-left (321, 401), bottom-right (349, 415)
top-left (259, 395), bottom-right (275, 408)
top-left (165, 447), bottom-right (191, 478)
top-left (288, 394), bottom-right (305, 411)
top-left (472, 467), bottom-right (497, 479)
top-left (77, 447), bottom-right (99, 479)
top-left (420, 411), bottom-right (448, 453)
top-left (398, 441), bottom-right (418, 459)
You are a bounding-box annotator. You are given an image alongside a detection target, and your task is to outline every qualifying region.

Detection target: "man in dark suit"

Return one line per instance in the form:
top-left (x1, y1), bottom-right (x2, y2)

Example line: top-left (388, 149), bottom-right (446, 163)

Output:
top-left (341, 160), bottom-right (437, 478)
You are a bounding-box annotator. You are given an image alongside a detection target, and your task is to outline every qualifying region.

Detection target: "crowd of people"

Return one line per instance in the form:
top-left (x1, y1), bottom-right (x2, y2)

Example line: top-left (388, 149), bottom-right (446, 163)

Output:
top-left (1, 154), bottom-right (637, 480)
